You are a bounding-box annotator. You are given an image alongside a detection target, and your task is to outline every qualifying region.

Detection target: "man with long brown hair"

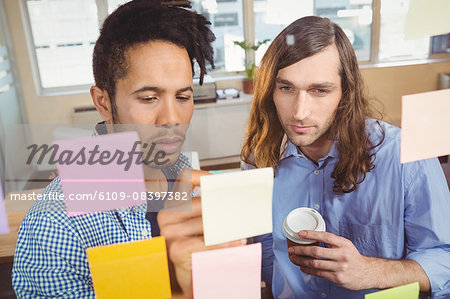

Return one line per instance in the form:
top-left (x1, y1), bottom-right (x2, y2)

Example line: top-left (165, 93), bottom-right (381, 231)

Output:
top-left (242, 16), bottom-right (450, 298)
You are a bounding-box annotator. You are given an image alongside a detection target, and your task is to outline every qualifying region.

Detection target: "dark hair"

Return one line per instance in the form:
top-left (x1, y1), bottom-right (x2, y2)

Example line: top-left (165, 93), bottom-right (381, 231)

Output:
top-left (241, 16), bottom-right (384, 194)
top-left (92, 0), bottom-right (215, 119)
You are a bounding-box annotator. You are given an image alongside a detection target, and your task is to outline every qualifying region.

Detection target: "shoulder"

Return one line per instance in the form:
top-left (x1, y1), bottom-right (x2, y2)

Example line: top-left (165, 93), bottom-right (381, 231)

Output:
top-left (241, 157), bottom-right (256, 171)
top-left (402, 156), bottom-right (447, 193)
top-left (26, 177), bottom-right (66, 217)
top-left (365, 118), bottom-right (412, 165)
top-left (13, 178), bottom-right (96, 297)
top-left (366, 118), bottom-right (400, 146)
top-left (21, 177), bottom-right (86, 237)
top-left (178, 153), bottom-right (191, 169)
top-left (365, 119), bottom-right (446, 191)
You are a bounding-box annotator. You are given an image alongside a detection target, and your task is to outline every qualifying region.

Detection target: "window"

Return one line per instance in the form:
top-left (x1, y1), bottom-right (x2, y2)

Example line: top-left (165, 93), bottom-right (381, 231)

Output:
top-left (107, 0), bottom-right (129, 14)
top-left (22, 0), bottom-right (450, 94)
top-left (25, 0), bottom-right (98, 89)
top-left (254, 0), bottom-right (449, 65)
top-left (191, 0), bottom-right (245, 72)
top-left (378, 0), bottom-right (429, 61)
top-left (316, 0), bottom-right (373, 61)
top-left (24, 0), bottom-right (128, 92)
top-left (254, 0), bottom-right (373, 62)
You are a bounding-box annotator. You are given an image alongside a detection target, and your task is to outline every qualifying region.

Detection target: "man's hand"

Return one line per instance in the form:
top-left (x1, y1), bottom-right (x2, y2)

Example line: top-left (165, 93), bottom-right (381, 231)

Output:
top-left (288, 230), bottom-right (373, 290)
top-left (287, 230), bottom-right (430, 292)
top-left (158, 169), bottom-right (246, 298)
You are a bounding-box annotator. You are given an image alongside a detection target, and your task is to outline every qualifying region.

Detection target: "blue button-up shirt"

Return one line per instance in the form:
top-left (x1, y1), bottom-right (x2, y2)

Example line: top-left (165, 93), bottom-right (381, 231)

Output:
top-left (253, 119), bottom-right (450, 298)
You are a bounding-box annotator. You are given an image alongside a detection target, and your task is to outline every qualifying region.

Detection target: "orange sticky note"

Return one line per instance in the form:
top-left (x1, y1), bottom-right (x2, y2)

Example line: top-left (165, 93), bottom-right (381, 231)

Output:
top-left (401, 89), bottom-right (450, 163)
top-left (87, 237), bottom-right (171, 299)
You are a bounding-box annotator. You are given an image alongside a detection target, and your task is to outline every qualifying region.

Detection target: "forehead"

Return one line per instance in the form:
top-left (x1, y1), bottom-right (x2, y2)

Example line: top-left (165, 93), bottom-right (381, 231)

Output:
top-left (276, 44), bottom-right (341, 86)
top-left (118, 40), bottom-right (192, 89)
top-left (125, 41), bottom-right (191, 72)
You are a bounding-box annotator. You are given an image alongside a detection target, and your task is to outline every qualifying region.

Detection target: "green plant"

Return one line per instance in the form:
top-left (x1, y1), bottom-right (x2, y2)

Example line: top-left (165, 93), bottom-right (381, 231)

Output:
top-left (233, 39), bottom-right (270, 80)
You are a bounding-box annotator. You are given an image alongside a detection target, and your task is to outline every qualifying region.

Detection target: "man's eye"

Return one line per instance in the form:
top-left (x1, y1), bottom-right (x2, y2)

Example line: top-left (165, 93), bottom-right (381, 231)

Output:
top-left (315, 89), bottom-right (328, 95)
top-left (280, 86), bottom-right (292, 92)
top-left (177, 95), bottom-right (192, 101)
top-left (138, 96), bottom-right (158, 102)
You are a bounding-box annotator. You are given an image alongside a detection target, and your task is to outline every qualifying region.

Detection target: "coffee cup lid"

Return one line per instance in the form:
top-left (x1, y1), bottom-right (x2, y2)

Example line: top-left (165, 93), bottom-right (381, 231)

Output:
top-left (282, 207), bottom-right (326, 245)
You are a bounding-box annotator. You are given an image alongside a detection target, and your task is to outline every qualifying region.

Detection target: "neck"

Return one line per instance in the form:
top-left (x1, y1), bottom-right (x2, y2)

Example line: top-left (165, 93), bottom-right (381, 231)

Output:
top-left (143, 166), bottom-right (168, 193)
top-left (299, 137), bottom-right (334, 165)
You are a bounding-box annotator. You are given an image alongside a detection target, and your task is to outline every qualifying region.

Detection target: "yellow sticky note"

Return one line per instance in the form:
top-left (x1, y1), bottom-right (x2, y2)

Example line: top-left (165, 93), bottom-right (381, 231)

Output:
top-left (87, 237), bottom-right (171, 299)
top-left (201, 167), bottom-right (273, 246)
top-left (365, 282), bottom-right (419, 299)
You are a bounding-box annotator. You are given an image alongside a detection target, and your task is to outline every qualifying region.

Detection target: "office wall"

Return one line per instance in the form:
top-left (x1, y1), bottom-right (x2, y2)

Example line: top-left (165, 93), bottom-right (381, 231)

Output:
top-left (361, 61), bottom-right (450, 124)
top-left (4, 0), bottom-right (450, 125)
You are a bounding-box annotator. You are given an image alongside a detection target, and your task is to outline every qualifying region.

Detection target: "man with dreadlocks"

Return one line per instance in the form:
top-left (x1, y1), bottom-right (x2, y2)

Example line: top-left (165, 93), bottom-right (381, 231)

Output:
top-left (12, 1), bottom-right (243, 297)
top-left (241, 16), bottom-right (450, 298)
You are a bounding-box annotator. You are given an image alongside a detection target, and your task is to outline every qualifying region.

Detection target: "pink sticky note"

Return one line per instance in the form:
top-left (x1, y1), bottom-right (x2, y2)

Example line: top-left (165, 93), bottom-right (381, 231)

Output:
top-left (0, 182), bottom-right (9, 234)
top-left (192, 243), bottom-right (261, 299)
top-left (54, 131), bottom-right (146, 216)
top-left (401, 89), bottom-right (450, 163)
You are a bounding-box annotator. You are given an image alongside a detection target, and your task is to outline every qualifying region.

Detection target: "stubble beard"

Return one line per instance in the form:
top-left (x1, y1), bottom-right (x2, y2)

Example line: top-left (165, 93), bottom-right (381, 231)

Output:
top-left (282, 116), bottom-right (335, 150)
top-left (111, 108), bottom-right (180, 169)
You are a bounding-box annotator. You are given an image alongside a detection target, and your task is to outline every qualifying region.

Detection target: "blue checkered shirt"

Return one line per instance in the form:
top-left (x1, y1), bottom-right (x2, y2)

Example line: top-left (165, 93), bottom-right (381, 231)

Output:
top-left (12, 124), bottom-right (190, 298)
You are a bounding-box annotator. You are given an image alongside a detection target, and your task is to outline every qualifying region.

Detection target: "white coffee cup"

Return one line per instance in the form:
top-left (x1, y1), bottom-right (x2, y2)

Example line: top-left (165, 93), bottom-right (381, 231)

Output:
top-left (282, 207), bottom-right (326, 246)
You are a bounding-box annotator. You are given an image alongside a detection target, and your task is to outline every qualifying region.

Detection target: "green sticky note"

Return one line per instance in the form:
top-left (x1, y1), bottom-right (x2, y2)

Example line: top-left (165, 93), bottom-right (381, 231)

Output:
top-left (365, 282), bottom-right (419, 299)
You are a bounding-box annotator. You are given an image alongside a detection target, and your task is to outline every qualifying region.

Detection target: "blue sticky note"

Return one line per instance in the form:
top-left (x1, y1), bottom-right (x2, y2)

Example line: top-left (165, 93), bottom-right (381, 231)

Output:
top-left (209, 169), bottom-right (240, 175)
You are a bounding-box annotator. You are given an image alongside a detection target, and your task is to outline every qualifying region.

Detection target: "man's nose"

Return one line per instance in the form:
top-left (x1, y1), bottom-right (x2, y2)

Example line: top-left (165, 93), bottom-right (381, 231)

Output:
top-left (293, 90), bottom-right (311, 120)
top-left (155, 98), bottom-right (180, 126)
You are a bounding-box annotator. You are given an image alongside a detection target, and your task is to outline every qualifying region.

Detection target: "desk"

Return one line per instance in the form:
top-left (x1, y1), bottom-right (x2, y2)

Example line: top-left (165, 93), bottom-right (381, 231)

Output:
top-left (0, 211), bottom-right (26, 263)
top-left (1, 189), bottom-right (41, 263)
top-left (0, 190), bottom-right (42, 298)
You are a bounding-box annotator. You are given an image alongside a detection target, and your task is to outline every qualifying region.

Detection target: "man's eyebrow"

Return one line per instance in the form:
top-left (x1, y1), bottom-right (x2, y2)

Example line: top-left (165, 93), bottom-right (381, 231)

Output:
top-left (275, 78), bottom-right (337, 89)
top-left (275, 78), bottom-right (293, 85)
top-left (308, 82), bottom-right (337, 89)
top-left (131, 86), bottom-right (193, 95)
top-left (131, 86), bottom-right (162, 95)
top-left (177, 86), bottom-right (193, 93)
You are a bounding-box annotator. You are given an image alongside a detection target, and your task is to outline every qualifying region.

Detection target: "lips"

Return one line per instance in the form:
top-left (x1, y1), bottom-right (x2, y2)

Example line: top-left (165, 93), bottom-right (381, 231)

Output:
top-left (290, 125), bottom-right (314, 133)
top-left (152, 136), bottom-right (184, 154)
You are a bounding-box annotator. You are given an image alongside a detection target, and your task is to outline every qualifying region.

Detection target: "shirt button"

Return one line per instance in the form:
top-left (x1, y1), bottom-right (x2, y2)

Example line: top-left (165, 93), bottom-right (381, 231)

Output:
top-left (314, 169), bottom-right (320, 175)
top-left (321, 293), bottom-right (326, 298)
top-left (141, 228), bottom-right (149, 237)
top-left (314, 204), bottom-right (320, 210)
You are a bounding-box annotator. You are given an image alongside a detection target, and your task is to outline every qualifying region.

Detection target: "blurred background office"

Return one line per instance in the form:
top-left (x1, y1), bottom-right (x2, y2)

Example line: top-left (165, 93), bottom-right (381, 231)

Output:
top-left (0, 1), bottom-right (449, 298)
top-left (1, 0), bottom-right (449, 175)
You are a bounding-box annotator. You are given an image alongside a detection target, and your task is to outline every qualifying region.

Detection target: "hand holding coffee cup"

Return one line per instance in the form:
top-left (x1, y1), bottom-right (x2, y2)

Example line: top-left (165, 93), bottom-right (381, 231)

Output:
top-left (282, 207), bottom-right (326, 248)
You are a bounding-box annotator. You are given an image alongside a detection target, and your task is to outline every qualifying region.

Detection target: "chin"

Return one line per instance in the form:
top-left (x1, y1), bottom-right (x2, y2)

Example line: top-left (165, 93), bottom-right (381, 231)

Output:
top-left (157, 152), bottom-right (181, 168)
top-left (166, 152), bottom-right (182, 165)
top-left (286, 134), bottom-right (312, 148)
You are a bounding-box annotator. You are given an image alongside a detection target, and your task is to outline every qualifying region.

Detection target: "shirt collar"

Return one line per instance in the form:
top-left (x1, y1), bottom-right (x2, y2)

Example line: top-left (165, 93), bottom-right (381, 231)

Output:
top-left (280, 138), bottom-right (302, 160)
top-left (93, 121), bottom-right (106, 136)
top-left (327, 141), bottom-right (338, 159)
top-left (280, 137), bottom-right (339, 161)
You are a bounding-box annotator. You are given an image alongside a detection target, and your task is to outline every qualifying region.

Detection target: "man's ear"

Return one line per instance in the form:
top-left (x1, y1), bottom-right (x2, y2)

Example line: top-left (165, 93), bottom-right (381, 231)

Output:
top-left (91, 86), bottom-right (113, 123)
